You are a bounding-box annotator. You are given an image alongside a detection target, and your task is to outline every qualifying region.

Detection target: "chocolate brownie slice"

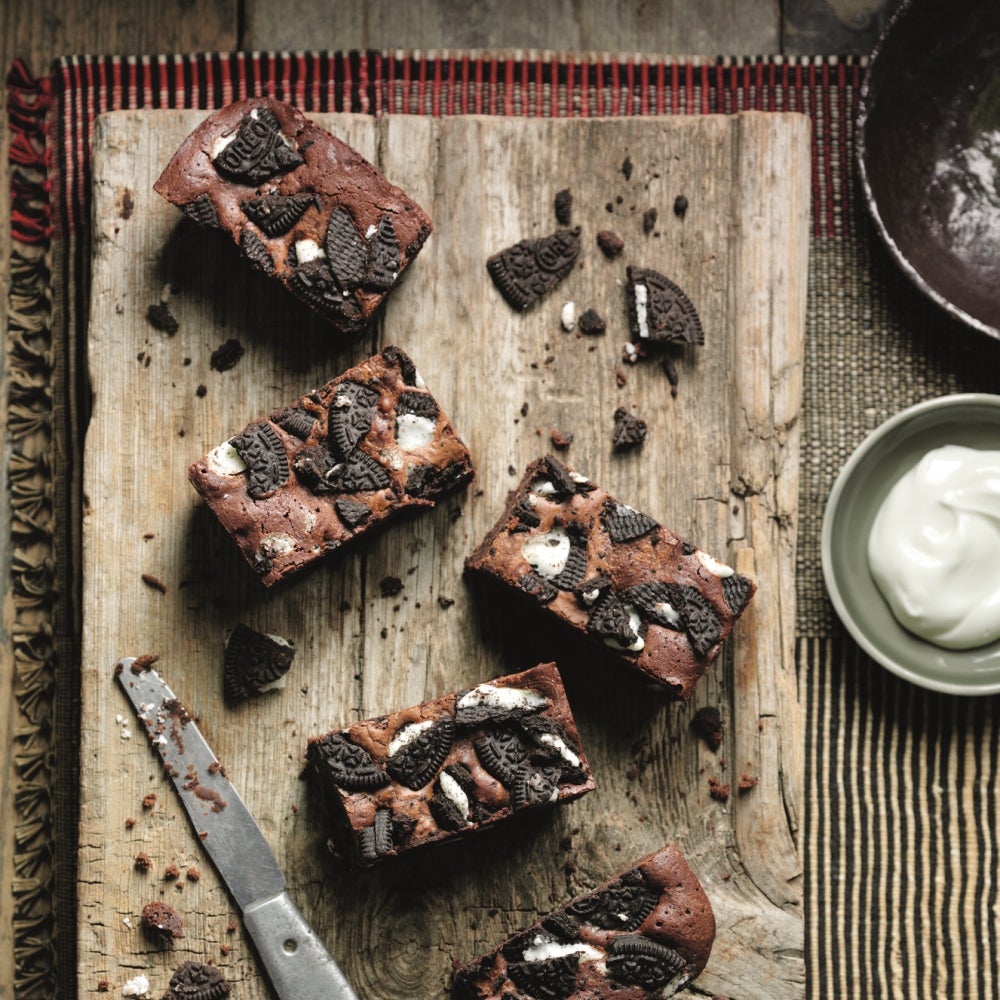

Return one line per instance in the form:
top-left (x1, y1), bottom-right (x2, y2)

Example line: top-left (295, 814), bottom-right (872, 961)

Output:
top-left (464, 456), bottom-right (755, 699)
top-left (154, 98), bottom-right (432, 335)
top-left (452, 842), bottom-right (715, 999)
top-left (306, 662), bottom-right (595, 867)
top-left (188, 347), bottom-right (474, 587)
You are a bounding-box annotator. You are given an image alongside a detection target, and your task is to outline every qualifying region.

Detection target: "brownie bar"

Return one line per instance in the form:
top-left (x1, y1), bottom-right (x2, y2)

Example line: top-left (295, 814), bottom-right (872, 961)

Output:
top-left (305, 662), bottom-right (596, 867)
top-left (188, 347), bottom-right (474, 587)
top-left (452, 842), bottom-right (715, 1000)
top-left (154, 98), bottom-right (432, 335)
top-left (464, 456), bottom-right (755, 699)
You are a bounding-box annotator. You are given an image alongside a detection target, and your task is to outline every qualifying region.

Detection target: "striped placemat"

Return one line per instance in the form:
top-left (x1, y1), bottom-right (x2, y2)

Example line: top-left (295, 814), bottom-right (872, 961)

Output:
top-left (7, 49), bottom-right (1000, 999)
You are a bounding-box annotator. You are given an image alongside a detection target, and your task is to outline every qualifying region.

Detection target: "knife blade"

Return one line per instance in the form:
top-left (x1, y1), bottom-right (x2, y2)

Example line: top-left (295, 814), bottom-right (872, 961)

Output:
top-left (116, 657), bottom-right (359, 1000)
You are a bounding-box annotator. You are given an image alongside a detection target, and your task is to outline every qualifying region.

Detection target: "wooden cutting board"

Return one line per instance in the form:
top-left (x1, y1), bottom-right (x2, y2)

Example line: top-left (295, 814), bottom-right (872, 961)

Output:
top-left (80, 110), bottom-right (809, 999)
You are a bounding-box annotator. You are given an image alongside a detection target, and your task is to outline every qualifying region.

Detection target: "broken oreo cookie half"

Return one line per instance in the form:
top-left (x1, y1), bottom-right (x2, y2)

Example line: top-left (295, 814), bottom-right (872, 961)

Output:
top-left (223, 623), bottom-right (296, 702)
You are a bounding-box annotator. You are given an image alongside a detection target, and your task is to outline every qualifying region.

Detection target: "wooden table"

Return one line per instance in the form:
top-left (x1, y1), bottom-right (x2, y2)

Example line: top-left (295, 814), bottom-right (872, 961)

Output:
top-left (0, 1), bottom-right (900, 996)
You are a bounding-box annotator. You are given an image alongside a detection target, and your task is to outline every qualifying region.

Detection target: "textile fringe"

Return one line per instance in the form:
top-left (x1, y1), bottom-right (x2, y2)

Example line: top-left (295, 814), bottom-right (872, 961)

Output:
top-left (5, 56), bottom-right (57, 998)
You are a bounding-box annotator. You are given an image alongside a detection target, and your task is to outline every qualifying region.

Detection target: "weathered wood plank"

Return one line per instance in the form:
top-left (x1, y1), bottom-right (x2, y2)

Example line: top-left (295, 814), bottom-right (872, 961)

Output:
top-left (245, 0), bottom-right (781, 57)
top-left (79, 109), bottom-right (808, 998)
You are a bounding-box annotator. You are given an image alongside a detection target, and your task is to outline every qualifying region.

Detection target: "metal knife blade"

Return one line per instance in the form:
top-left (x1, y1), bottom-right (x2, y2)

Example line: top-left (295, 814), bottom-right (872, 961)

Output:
top-left (117, 657), bottom-right (359, 1000)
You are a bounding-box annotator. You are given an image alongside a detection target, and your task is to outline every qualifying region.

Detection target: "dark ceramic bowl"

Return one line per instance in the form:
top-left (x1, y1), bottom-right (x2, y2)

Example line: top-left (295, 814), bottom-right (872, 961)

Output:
top-left (857, 0), bottom-right (1000, 338)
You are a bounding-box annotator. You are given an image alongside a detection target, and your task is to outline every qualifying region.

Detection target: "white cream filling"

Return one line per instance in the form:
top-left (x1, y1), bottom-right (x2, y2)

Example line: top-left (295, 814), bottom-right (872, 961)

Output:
top-left (388, 719), bottom-right (435, 758)
top-left (655, 601), bottom-right (683, 628)
top-left (206, 442), bottom-right (247, 477)
top-left (457, 683), bottom-right (548, 715)
top-left (537, 732), bottom-right (580, 768)
top-left (634, 280), bottom-right (650, 338)
top-left (560, 301), bottom-right (577, 332)
top-left (365, 223), bottom-right (378, 238)
top-left (396, 413), bottom-right (436, 450)
top-left (530, 478), bottom-right (557, 498)
top-left (260, 533), bottom-right (296, 557)
top-left (522, 937), bottom-right (603, 964)
top-left (698, 550), bottom-right (734, 578)
top-left (521, 527), bottom-right (571, 578)
top-left (211, 132), bottom-right (236, 160)
top-left (438, 771), bottom-right (470, 822)
top-left (122, 975), bottom-right (150, 997)
top-left (603, 606), bottom-right (645, 652)
top-left (294, 238), bottom-right (326, 264)
top-left (257, 675), bottom-right (288, 694)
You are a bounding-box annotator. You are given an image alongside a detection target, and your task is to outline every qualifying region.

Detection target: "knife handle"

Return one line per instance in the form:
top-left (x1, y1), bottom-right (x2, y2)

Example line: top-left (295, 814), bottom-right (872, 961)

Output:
top-left (243, 891), bottom-right (360, 999)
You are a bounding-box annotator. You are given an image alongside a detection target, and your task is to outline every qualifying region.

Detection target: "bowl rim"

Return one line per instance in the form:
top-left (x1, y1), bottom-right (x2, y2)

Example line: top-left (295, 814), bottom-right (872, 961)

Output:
top-left (855, 0), bottom-right (1000, 341)
top-left (821, 392), bottom-right (1000, 695)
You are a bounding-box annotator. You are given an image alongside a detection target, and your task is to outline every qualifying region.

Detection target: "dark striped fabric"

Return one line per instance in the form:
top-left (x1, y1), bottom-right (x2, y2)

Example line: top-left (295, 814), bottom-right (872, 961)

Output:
top-left (8, 49), bottom-right (1000, 998)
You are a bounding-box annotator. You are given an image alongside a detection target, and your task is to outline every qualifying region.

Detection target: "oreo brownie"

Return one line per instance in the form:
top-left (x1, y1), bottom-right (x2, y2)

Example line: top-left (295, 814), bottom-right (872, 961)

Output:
top-left (452, 842), bottom-right (715, 999)
top-left (188, 347), bottom-right (474, 587)
top-left (306, 662), bottom-right (595, 867)
top-left (154, 98), bottom-right (432, 335)
top-left (464, 456), bottom-right (755, 699)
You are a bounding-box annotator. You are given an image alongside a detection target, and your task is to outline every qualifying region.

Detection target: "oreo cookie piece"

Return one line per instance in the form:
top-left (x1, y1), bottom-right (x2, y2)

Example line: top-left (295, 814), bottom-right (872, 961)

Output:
top-left (668, 584), bottom-right (722, 657)
top-left (230, 421), bottom-right (289, 499)
top-left (271, 406), bottom-right (316, 440)
top-left (288, 262), bottom-right (366, 330)
top-left (520, 571), bottom-right (559, 604)
top-left (181, 193), bottom-right (218, 228)
top-left (397, 391), bottom-right (439, 421)
top-left (324, 205), bottom-right (368, 290)
top-left (241, 192), bottom-right (315, 237)
top-left (587, 589), bottom-right (641, 650)
top-left (212, 107), bottom-right (303, 184)
top-left (549, 527), bottom-right (589, 591)
top-left (162, 960), bottom-right (232, 999)
top-left (324, 450), bottom-right (391, 493)
top-left (328, 382), bottom-right (380, 459)
top-left (722, 572), bottom-right (755, 615)
top-left (486, 228), bottom-right (581, 311)
top-left (601, 500), bottom-right (659, 543)
top-left (554, 188), bottom-right (573, 225)
top-left (334, 498), bottom-right (372, 529)
top-left (385, 717), bottom-right (454, 790)
top-left (306, 662), bottom-right (594, 867)
top-left (357, 807), bottom-right (395, 863)
top-left (620, 582), bottom-right (684, 630)
top-left (605, 934), bottom-right (690, 992)
top-left (310, 734), bottom-right (388, 792)
top-left (612, 407), bottom-right (647, 451)
top-left (240, 229), bottom-right (276, 274)
top-left (626, 265), bottom-right (704, 345)
top-left (365, 215), bottom-right (402, 290)
top-left (223, 623), bottom-right (296, 702)
top-left (451, 843), bottom-right (715, 1000)
top-left (506, 955), bottom-right (579, 1000)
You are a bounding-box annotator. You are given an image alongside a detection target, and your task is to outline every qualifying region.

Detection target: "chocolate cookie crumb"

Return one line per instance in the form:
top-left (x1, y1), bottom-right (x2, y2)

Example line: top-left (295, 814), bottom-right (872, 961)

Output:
top-left (147, 301), bottom-right (179, 335)
top-left (185, 866), bottom-right (201, 881)
top-left (131, 653), bottom-right (160, 674)
top-left (578, 309), bottom-right (606, 336)
top-left (141, 573), bottom-right (167, 594)
top-left (663, 356), bottom-right (680, 397)
top-left (642, 207), bottom-right (658, 233)
top-left (142, 792), bottom-right (157, 810)
top-left (621, 156), bottom-right (633, 180)
top-left (163, 864), bottom-right (181, 881)
top-left (163, 960), bottom-right (231, 997)
top-left (674, 194), bottom-right (689, 218)
top-left (134, 852), bottom-right (152, 871)
top-left (691, 706), bottom-right (724, 751)
top-left (380, 576), bottom-right (404, 597)
top-left (612, 407), bottom-right (647, 451)
top-left (142, 900), bottom-right (184, 940)
top-left (210, 338), bottom-right (244, 372)
top-left (596, 230), bottom-right (625, 258)
top-left (437, 595), bottom-right (455, 609)
top-left (554, 188), bottom-right (573, 225)
top-left (550, 429), bottom-right (574, 450)
top-left (125, 817), bottom-right (136, 829)
top-left (739, 772), bottom-right (758, 792)
top-left (195, 384), bottom-right (207, 398)
top-left (708, 777), bottom-right (730, 802)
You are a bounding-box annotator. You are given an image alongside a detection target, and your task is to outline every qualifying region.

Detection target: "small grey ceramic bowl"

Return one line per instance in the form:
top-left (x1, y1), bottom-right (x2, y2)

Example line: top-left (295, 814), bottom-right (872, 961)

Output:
top-left (857, 0), bottom-right (1000, 339)
top-left (822, 393), bottom-right (1000, 695)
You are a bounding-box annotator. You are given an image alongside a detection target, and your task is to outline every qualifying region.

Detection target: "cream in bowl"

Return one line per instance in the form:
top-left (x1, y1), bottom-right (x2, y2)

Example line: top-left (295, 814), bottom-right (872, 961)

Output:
top-left (821, 393), bottom-right (1000, 695)
top-left (867, 444), bottom-right (1000, 650)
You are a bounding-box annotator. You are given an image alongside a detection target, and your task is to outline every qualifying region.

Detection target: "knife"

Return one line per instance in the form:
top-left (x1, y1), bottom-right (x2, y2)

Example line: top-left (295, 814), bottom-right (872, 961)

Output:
top-left (116, 657), bottom-right (359, 1000)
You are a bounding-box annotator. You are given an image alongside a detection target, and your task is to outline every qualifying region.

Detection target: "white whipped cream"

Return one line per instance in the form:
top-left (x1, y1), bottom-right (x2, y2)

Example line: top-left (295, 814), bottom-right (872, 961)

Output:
top-left (867, 444), bottom-right (1000, 650)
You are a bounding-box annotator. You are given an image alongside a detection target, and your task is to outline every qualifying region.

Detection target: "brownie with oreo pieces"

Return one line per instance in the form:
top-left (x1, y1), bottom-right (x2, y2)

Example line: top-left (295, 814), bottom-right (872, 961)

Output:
top-left (188, 347), bottom-right (474, 587)
top-left (452, 842), bottom-right (715, 1000)
top-left (464, 456), bottom-right (755, 699)
top-left (306, 662), bottom-right (595, 867)
top-left (154, 98), bottom-right (432, 336)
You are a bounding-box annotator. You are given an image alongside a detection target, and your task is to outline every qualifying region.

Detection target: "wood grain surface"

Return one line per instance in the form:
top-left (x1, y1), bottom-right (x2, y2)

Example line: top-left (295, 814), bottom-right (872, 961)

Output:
top-left (79, 109), bottom-right (808, 998)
